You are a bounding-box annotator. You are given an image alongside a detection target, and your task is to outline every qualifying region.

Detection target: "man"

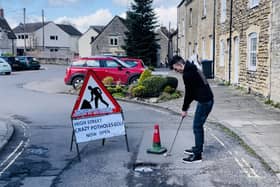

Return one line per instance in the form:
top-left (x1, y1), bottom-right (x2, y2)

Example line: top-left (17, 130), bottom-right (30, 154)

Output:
top-left (169, 55), bottom-right (214, 163)
top-left (88, 86), bottom-right (109, 108)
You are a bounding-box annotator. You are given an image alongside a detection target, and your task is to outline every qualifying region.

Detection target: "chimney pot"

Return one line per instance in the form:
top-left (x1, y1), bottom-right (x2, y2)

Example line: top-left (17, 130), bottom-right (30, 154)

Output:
top-left (0, 9), bottom-right (4, 18)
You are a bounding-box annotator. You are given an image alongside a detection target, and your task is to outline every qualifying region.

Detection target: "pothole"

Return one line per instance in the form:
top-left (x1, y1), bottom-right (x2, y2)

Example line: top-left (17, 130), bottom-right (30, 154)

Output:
top-left (133, 163), bottom-right (159, 173)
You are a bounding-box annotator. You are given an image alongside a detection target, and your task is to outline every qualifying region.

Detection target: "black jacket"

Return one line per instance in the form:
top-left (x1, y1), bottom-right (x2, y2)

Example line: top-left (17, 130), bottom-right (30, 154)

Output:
top-left (182, 62), bottom-right (214, 111)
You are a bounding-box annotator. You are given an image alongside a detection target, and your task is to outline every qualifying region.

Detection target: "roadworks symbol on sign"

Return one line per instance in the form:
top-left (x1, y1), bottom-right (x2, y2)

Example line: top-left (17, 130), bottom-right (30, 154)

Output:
top-left (71, 70), bottom-right (125, 143)
top-left (71, 70), bottom-right (122, 119)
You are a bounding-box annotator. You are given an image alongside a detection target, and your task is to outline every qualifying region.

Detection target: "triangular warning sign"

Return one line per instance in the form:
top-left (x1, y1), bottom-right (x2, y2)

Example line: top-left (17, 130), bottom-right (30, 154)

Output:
top-left (71, 70), bottom-right (122, 119)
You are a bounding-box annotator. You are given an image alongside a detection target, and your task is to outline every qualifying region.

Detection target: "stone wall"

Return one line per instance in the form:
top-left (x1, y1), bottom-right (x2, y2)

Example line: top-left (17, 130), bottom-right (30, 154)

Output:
top-left (271, 0), bottom-right (280, 103)
top-left (216, 0), bottom-right (271, 97)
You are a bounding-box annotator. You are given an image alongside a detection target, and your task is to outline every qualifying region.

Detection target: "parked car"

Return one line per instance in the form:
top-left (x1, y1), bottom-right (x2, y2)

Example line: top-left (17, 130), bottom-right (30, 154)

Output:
top-left (120, 57), bottom-right (147, 69)
top-left (0, 56), bottom-right (24, 71)
top-left (16, 56), bottom-right (41, 70)
top-left (0, 58), bottom-right (12, 75)
top-left (64, 56), bottom-right (145, 89)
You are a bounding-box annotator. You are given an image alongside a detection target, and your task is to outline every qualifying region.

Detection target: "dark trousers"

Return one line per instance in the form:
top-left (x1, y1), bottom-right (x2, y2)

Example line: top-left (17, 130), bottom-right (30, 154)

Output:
top-left (192, 100), bottom-right (214, 155)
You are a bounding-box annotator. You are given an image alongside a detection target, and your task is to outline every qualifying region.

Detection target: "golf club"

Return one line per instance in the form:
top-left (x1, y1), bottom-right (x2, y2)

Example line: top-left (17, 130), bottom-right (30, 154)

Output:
top-left (163, 116), bottom-right (185, 157)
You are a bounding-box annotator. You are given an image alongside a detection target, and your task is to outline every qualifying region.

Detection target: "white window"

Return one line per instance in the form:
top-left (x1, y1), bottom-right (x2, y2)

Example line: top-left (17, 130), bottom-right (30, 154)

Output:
top-left (109, 37), bottom-right (119, 46)
top-left (188, 43), bottom-right (192, 57)
top-left (248, 32), bottom-right (258, 71)
top-left (249, 0), bottom-right (259, 8)
top-left (202, 37), bottom-right (206, 59)
top-left (50, 35), bottom-right (58, 40)
top-left (203, 0), bottom-right (207, 17)
top-left (219, 40), bottom-right (225, 67)
top-left (220, 0), bottom-right (226, 23)
top-left (182, 18), bottom-right (185, 36)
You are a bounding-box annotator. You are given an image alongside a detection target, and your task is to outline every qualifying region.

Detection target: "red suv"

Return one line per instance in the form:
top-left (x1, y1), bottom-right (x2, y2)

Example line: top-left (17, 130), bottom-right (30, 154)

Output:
top-left (64, 56), bottom-right (145, 89)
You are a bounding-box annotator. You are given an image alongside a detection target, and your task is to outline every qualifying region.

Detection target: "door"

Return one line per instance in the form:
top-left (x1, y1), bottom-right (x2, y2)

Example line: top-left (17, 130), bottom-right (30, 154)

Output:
top-left (233, 37), bottom-right (239, 84)
top-left (102, 60), bottom-right (128, 84)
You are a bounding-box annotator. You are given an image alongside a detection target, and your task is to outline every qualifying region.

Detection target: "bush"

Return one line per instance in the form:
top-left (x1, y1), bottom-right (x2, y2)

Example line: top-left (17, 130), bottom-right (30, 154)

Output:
top-left (107, 86), bottom-right (117, 94)
top-left (158, 90), bottom-right (182, 102)
top-left (164, 76), bottom-right (178, 90)
top-left (102, 76), bottom-right (114, 86)
top-left (148, 66), bottom-right (155, 71)
top-left (141, 76), bottom-right (167, 97)
top-left (138, 69), bottom-right (152, 85)
top-left (132, 85), bottom-right (146, 97)
top-left (163, 85), bottom-right (175, 94)
top-left (112, 92), bottom-right (126, 98)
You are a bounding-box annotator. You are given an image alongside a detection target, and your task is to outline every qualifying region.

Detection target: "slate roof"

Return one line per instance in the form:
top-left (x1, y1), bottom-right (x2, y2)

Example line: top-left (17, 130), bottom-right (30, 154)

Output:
top-left (57, 24), bottom-right (82, 36)
top-left (13, 22), bottom-right (51, 34)
top-left (0, 17), bottom-right (16, 39)
top-left (90, 25), bottom-right (104, 34)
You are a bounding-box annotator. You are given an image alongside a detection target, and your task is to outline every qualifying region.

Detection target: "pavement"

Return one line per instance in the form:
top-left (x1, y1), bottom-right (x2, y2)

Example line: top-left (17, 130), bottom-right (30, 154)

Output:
top-left (1, 69), bottom-right (280, 181)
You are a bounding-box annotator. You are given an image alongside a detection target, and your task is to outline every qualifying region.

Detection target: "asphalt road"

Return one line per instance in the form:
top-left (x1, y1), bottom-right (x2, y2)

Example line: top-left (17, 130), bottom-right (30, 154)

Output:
top-left (0, 65), bottom-right (278, 187)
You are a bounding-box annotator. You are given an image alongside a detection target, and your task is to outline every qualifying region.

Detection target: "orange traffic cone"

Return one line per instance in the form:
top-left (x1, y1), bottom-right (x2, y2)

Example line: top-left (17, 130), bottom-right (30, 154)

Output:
top-left (147, 124), bottom-right (167, 154)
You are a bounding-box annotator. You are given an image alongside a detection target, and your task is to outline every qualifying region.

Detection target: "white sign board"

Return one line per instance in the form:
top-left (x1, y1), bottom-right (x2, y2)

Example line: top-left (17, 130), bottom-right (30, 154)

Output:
top-left (72, 113), bottom-right (125, 143)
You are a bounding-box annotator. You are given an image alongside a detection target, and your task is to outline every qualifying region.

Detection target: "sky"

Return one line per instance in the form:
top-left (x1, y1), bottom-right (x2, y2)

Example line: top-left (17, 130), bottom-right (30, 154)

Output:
top-left (0, 0), bottom-right (181, 33)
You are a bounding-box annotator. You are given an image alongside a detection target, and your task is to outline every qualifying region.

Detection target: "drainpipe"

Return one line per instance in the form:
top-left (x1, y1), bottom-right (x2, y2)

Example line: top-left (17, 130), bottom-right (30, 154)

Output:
top-left (212, 0), bottom-right (216, 78)
top-left (228, 0), bottom-right (233, 84)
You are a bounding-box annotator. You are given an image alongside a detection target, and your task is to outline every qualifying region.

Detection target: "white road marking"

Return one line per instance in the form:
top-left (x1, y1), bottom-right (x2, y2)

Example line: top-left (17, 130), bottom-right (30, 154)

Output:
top-left (0, 141), bottom-right (23, 168)
top-left (207, 127), bottom-right (260, 178)
top-left (0, 119), bottom-right (30, 176)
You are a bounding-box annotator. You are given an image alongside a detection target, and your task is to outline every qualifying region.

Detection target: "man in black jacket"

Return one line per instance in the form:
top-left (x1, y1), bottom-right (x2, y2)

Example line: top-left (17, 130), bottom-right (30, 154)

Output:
top-left (169, 55), bottom-right (214, 163)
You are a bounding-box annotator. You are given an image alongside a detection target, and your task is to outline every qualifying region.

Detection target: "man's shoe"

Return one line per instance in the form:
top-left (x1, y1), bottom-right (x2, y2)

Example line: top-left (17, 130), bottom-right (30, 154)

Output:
top-left (184, 148), bottom-right (193, 155)
top-left (182, 154), bottom-right (202, 163)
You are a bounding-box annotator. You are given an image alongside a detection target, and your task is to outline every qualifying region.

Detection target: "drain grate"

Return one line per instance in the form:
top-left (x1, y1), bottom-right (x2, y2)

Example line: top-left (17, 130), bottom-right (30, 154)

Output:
top-left (133, 163), bottom-right (159, 173)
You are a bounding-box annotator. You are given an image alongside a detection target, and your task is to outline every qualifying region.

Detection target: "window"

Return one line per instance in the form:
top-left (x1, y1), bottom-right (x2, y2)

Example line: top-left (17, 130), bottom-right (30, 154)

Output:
top-left (109, 37), bottom-right (118, 46)
top-left (104, 60), bottom-right (119, 68)
top-left (202, 0), bottom-right (207, 17)
top-left (248, 32), bottom-right (257, 71)
top-left (189, 8), bottom-right (193, 27)
top-left (220, 0), bottom-right (226, 23)
top-left (50, 48), bottom-right (58, 52)
top-left (249, 0), bottom-right (259, 8)
top-left (202, 37), bottom-right (206, 59)
top-left (219, 40), bottom-right (225, 66)
top-left (87, 60), bottom-right (100, 67)
top-left (188, 43), bottom-right (192, 57)
top-left (50, 35), bottom-right (58, 40)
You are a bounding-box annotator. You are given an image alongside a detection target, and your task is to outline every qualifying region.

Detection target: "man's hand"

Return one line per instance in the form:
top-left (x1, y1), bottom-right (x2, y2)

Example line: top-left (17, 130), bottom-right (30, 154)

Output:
top-left (181, 111), bottom-right (187, 118)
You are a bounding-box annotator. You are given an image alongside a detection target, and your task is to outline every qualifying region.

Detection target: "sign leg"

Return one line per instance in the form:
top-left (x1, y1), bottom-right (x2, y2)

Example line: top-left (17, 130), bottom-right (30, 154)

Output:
top-left (102, 138), bottom-right (105, 146)
top-left (75, 142), bottom-right (81, 161)
top-left (70, 130), bottom-right (74, 151)
top-left (125, 134), bottom-right (130, 152)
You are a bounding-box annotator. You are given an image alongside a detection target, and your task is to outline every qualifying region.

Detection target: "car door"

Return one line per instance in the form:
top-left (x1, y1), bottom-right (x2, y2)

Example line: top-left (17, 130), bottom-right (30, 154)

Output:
top-left (102, 59), bottom-right (129, 84)
top-left (86, 59), bottom-right (105, 82)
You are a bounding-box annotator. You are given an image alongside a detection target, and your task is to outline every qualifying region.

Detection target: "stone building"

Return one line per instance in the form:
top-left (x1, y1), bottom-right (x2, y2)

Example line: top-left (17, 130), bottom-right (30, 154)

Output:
top-left (271, 0), bottom-right (280, 103)
top-left (177, 0), bottom-right (214, 61)
top-left (215, 0), bottom-right (272, 98)
top-left (91, 16), bottom-right (127, 56)
top-left (0, 8), bottom-right (16, 55)
top-left (156, 27), bottom-right (169, 67)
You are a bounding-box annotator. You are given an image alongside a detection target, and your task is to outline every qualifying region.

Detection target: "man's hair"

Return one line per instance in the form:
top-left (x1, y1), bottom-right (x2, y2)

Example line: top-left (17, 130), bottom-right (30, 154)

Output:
top-left (169, 55), bottom-right (184, 70)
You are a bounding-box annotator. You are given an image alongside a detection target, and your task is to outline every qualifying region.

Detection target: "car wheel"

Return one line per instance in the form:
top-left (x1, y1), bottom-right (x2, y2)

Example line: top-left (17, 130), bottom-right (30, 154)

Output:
top-left (5, 72), bottom-right (11, 75)
top-left (72, 76), bottom-right (84, 90)
top-left (129, 76), bottom-right (139, 85)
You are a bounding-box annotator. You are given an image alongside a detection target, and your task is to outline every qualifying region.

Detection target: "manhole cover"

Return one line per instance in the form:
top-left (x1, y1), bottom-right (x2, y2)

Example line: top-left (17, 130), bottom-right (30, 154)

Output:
top-left (133, 163), bottom-right (159, 173)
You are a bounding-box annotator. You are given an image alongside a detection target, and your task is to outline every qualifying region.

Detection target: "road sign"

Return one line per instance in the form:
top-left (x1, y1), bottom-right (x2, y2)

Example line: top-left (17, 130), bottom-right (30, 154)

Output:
top-left (70, 70), bottom-right (129, 160)
top-left (71, 70), bottom-right (122, 119)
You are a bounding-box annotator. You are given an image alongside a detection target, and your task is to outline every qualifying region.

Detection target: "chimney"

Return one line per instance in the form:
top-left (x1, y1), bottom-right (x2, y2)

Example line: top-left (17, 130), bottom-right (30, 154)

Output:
top-left (0, 8), bottom-right (4, 18)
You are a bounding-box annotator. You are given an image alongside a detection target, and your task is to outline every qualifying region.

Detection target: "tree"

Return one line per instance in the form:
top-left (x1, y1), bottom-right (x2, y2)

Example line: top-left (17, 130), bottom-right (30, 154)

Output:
top-left (123, 0), bottom-right (160, 67)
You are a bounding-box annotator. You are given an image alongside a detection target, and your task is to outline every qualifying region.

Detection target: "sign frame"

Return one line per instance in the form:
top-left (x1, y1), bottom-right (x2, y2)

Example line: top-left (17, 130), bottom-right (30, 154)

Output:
top-left (69, 70), bottom-right (129, 161)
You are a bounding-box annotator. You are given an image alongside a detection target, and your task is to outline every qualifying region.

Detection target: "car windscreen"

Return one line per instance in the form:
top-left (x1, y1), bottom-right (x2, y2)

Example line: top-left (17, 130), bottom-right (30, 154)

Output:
top-left (71, 60), bottom-right (86, 67)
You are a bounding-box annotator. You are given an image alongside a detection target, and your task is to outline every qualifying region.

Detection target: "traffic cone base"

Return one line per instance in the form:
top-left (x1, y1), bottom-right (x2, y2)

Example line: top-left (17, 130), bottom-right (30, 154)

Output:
top-left (146, 124), bottom-right (167, 154)
top-left (147, 147), bottom-right (167, 154)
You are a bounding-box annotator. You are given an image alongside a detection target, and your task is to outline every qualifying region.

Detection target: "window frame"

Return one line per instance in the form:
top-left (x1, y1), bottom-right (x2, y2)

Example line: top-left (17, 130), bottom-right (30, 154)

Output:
top-left (220, 0), bottom-right (226, 23)
top-left (249, 0), bottom-right (259, 8)
top-left (109, 36), bottom-right (119, 46)
top-left (202, 0), bottom-right (207, 17)
top-left (219, 40), bottom-right (225, 67)
top-left (248, 32), bottom-right (258, 71)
